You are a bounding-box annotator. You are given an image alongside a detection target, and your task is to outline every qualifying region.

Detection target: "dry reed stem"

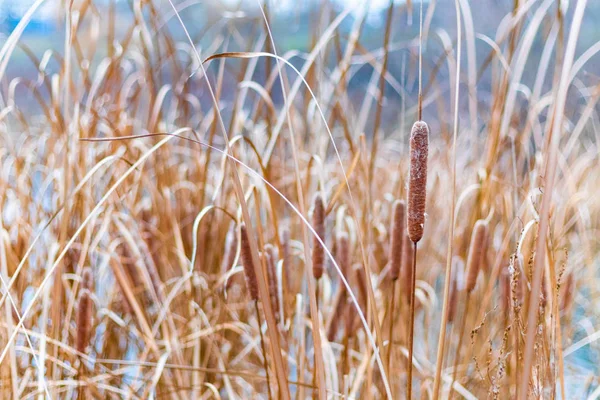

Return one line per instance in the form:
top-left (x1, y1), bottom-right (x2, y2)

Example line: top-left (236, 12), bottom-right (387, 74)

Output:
top-left (399, 232), bottom-right (414, 302)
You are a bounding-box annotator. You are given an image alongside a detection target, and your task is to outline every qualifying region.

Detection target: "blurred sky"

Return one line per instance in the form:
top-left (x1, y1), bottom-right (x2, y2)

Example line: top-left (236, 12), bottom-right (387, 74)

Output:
top-left (0, 0), bottom-right (413, 23)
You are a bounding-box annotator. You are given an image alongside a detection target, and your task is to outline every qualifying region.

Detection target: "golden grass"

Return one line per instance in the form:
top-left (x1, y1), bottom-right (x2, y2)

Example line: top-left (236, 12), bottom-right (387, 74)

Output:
top-left (1, 0), bottom-right (599, 398)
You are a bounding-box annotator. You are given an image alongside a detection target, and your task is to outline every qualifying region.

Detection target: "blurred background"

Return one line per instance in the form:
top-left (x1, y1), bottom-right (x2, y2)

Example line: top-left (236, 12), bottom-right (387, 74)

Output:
top-left (3, 0), bottom-right (600, 133)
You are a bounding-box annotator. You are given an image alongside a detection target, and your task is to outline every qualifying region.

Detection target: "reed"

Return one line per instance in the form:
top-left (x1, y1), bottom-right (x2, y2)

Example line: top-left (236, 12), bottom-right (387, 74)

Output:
top-left (406, 119), bottom-right (429, 398)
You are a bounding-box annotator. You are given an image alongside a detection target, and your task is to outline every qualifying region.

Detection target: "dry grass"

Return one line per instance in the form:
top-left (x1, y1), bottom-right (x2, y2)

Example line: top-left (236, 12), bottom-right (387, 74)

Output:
top-left (1, 0), bottom-right (599, 398)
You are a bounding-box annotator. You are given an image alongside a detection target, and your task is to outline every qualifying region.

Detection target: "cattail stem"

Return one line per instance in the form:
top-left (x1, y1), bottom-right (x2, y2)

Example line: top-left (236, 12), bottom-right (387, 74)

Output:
top-left (312, 281), bottom-right (320, 400)
top-left (407, 242), bottom-right (417, 399)
top-left (254, 300), bottom-right (272, 400)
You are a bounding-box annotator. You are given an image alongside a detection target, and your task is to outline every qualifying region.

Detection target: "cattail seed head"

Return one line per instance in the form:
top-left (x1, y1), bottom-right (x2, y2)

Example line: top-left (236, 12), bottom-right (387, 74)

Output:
top-left (312, 194), bottom-right (326, 280)
top-left (337, 232), bottom-right (350, 279)
top-left (76, 267), bottom-right (93, 354)
top-left (354, 265), bottom-right (368, 314)
top-left (407, 121), bottom-right (429, 243)
top-left (389, 200), bottom-right (406, 280)
top-left (447, 275), bottom-right (458, 323)
top-left (466, 220), bottom-right (488, 293)
top-left (240, 224), bottom-right (258, 300)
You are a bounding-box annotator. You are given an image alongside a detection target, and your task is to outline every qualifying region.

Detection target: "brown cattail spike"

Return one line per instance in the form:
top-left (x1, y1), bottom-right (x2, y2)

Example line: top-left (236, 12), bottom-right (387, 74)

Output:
top-left (466, 220), bottom-right (488, 293)
top-left (312, 194), bottom-right (326, 280)
top-left (354, 265), bottom-right (368, 315)
top-left (76, 267), bottom-right (93, 354)
top-left (389, 200), bottom-right (406, 280)
top-left (337, 233), bottom-right (350, 280)
top-left (407, 121), bottom-right (429, 243)
top-left (240, 224), bottom-right (259, 300)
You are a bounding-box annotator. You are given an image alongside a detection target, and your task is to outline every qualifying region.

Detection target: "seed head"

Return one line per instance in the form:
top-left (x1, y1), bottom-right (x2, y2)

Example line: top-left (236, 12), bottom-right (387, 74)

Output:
top-left (76, 267), bottom-right (93, 354)
top-left (312, 194), bottom-right (326, 280)
top-left (389, 200), bottom-right (406, 280)
top-left (407, 121), bottom-right (429, 243)
top-left (240, 224), bottom-right (258, 300)
top-left (466, 220), bottom-right (488, 293)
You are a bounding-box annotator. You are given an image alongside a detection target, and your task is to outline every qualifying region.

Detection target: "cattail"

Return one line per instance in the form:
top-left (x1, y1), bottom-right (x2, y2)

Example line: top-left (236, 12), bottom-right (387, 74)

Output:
top-left (389, 200), bottom-right (406, 280)
top-left (465, 220), bottom-right (488, 293)
top-left (337, 233), bottom-right (350, 281)
top-left (401, 233), bottom-right (414, 299)
top-left (265, 244), bottom-right (280, 321)
top-left (354, 265), bottom-right (368, 314)
top-left (407, 121), bottom-right (429, 243)
top-left (447, 277), bottom-right (458, 323)
top-left (312, 194), bottom-right (326, 280)
top-left (240, 224), bottom-right (258, 300)
top-left (76, 267), bottom-right (93, 354)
